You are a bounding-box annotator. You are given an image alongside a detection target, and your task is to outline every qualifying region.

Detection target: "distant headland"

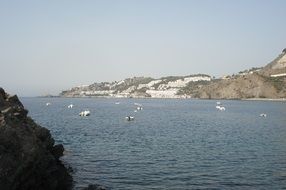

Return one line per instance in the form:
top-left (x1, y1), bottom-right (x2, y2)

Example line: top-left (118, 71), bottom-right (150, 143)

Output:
top-left (60, 49), bottom-right (286, 100)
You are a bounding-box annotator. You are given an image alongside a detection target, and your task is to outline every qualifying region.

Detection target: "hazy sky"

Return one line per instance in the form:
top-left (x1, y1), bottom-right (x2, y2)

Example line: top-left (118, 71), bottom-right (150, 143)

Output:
top-left (0, 0), bottom-right (285, 96)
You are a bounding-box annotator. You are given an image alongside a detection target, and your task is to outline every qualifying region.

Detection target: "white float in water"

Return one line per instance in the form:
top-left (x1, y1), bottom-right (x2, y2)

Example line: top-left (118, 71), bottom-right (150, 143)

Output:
top-left (68, 104), bottom-right (74, 108)
top-left (46, 102), bottom-right (51, 106)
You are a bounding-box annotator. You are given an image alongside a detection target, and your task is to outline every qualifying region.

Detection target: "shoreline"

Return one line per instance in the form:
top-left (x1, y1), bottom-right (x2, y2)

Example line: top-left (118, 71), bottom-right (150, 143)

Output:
top-left (241, 98), bottom-right (286, 102)
top-left (34, 96), bottom-right (286, 101)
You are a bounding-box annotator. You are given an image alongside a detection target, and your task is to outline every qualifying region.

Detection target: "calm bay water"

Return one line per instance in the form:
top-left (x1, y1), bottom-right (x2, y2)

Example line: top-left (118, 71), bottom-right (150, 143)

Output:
top-left (21, 98), bottom-right (286, 190)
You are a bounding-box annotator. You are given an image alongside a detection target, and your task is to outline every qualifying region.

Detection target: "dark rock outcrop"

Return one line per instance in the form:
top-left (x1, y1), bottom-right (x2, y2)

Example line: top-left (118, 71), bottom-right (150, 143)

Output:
top-left (0, 88), bottom-right (72, 190)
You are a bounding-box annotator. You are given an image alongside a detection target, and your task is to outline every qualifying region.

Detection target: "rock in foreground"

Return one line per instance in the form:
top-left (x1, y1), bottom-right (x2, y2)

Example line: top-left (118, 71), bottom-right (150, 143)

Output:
top-left (0, 88), bottom-right (72, 190)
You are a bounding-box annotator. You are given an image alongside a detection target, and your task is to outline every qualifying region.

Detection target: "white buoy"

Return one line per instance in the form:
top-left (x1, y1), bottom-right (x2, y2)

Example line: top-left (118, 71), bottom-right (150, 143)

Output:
top-left (68, 104), bottom-right (74, 108)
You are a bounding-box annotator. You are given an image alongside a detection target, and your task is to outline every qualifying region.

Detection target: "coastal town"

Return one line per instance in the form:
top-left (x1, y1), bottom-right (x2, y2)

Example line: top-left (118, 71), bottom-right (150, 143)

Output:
top-left (60, 49), bottom-right (286, 99)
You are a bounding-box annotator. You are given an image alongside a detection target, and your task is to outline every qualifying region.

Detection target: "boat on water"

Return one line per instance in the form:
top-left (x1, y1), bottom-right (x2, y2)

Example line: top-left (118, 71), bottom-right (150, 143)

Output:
top-left (68, 104), bottom-right (74, 108)
top-left (79, 110), bottom-right (90, 116)
top-left (46, 102), bottom-right (51, 106)
top-left (220, 106), bottom-right (226, 111)
top-left (125, 116), bottom-right (134, 121)
top-left (260, 113), bottom-right (267, 117)
top-left (216, 105), bottom-right (226, 111)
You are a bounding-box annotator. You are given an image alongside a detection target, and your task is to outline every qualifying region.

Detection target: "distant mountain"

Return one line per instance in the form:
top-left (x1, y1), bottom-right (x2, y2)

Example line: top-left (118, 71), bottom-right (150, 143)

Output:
top-left (60, 49), bottom-right (286, 99)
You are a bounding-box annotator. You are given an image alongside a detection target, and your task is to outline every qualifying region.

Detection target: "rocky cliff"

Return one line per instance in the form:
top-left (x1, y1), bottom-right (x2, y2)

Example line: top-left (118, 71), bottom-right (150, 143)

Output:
top-left (0, 88), bottom-right (72, 190)
top-left (191, 73), bottom-right (285, 99)
top-left (261, 49), bottom-right (286, 76)
top-left (190, 49), bottom-right (286, 99)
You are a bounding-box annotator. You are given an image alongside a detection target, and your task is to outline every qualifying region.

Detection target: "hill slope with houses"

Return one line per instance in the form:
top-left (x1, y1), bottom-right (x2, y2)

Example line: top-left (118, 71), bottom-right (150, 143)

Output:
top-left (60, 49), bottom-right (286, 99)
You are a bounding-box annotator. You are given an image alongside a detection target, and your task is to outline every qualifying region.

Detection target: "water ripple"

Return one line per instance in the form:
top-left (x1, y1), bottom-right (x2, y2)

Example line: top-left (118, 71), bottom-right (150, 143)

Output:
top-left (21, 98), bottom-right (286, 190)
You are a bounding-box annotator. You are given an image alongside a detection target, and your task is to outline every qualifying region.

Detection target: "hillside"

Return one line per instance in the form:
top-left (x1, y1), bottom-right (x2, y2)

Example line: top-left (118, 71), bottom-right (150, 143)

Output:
top-left (60, 74), bottom-right (211, 98)
top-left (191, 73), bottom-right (284, 99)
top-left (60, 49), bottom-right (286, 99)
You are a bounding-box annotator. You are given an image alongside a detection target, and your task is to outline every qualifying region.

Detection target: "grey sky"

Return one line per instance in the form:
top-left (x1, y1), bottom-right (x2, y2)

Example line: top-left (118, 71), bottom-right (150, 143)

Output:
top-left (0, 0), bottom-right (285, 96)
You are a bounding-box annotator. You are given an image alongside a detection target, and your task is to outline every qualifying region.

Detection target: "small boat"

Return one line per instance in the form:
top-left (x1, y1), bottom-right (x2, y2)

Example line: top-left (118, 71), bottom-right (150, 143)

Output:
top-left (68, 104), bottom-right (74, 108)
top-left (216, 104), bottom-right (225, 111)
top-left (46, 102), bottom-right (51, 106)
top-left (137, 106), bottom-right (143, 110)
top-left (216, 101), bottom-right (221, 105)
top-left (125, 116), bottom-right (134, 121)
top-left (219, 106), bottom-right (226, 111)
top-left (260, 113), bottom-right (267, 117)
top-left (79, 110), bottom-right (90, 116)
top-left (216, 105), bottom-right (225, 111)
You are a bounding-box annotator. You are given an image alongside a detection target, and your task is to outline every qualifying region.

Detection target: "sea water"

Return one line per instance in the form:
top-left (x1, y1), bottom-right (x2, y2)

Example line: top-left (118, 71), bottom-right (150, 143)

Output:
top-left (21, 98), bottom-right (286, 190)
